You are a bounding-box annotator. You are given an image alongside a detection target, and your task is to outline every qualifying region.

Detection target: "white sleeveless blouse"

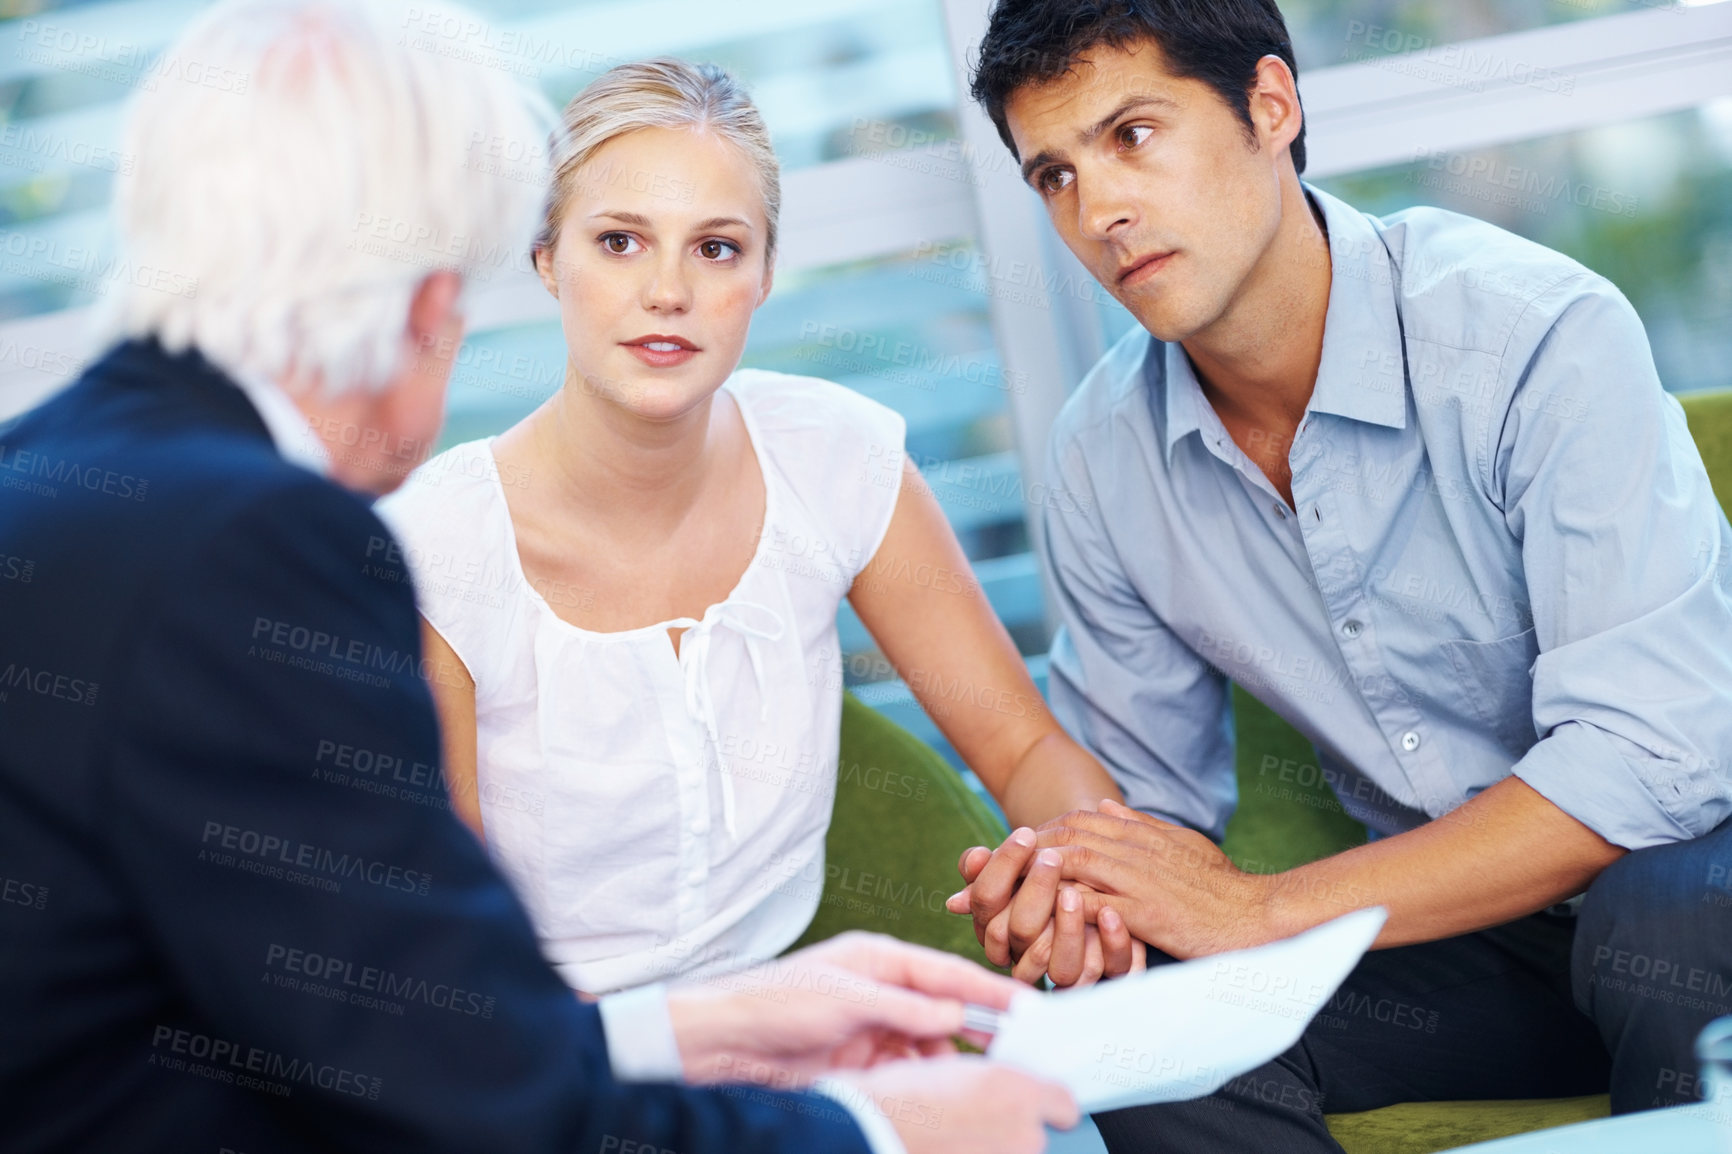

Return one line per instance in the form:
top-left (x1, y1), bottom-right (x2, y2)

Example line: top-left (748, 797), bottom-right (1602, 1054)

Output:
top-left (376, 370), bottom-right (906, 993)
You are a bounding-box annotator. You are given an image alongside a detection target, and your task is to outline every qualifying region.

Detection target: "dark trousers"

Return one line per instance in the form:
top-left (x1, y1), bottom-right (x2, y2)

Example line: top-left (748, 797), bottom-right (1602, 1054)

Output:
top-left (1095, 818), bottom-right (1732, 1153)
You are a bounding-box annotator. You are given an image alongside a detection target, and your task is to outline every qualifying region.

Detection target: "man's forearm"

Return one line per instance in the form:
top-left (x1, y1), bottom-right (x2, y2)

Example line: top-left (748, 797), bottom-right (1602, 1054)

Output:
top-left (1264, 776), bottom-right (1626, 948)
top-left (997, 731), bottom-right (1123, 830)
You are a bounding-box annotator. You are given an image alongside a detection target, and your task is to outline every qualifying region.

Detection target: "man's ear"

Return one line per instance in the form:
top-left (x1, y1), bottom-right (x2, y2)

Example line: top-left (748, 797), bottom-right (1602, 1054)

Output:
top-left (1248, 54), bottom-right (1303, 162)
top-left (533, 244), bottom-right (560, 298)
top-left (408, 270), bottom-right (464, 346)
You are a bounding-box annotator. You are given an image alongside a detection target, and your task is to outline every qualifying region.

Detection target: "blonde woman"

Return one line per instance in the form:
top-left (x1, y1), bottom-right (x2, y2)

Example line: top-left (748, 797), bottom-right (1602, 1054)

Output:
top-left (379, 59), bottom-right (1129, 995)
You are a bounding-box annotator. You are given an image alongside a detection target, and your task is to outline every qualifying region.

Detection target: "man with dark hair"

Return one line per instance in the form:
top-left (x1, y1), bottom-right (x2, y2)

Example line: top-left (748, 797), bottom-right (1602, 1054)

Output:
top-left (972, 0), bottom-right (1306, 173)
top-left (948, 1), bottom-right (1732, 1151)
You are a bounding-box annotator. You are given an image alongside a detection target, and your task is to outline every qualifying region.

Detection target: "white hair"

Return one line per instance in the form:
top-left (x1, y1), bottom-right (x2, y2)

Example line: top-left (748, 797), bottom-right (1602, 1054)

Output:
top-left (93, 0), bottom-right (552, 397)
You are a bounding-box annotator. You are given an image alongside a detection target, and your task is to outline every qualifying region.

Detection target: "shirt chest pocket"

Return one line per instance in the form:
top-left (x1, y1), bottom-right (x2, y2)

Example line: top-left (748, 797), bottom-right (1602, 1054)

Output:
top-left (1438, 627), bottom-right (1541, 759)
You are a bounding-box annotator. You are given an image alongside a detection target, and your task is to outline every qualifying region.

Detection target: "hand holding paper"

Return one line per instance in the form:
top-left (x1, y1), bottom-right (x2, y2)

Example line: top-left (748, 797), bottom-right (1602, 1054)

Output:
top-left (983, 907), bottom-right (1388, 1113)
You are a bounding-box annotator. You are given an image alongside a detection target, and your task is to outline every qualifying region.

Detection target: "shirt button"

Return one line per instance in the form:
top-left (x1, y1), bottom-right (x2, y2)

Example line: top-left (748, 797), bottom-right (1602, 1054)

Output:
top-left (1274, 503), bottom-right (1288, 519)
top-left (687, 867), bottom-right (705, 885)
top-left (1400, 731), bottom-right (1421, 752)
top-left (1341, 619), bottom-right (1363, 639)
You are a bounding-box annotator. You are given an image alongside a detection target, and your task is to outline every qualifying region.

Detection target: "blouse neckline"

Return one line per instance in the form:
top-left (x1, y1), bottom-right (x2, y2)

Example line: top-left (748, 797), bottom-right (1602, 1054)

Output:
top-left (482, 377), bottom-right (778, 644)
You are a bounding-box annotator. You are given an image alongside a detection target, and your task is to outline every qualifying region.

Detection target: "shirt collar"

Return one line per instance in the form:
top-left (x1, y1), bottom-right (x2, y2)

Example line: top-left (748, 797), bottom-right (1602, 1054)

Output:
top-left (1155, 338), bottom-right (1207, 465)
top-left (1306, 183), bottom-right (1409, 432)
top-left (1154, 183), bottom-right (1408, 465)
top-left (227, 368), bottom-right (332, 476)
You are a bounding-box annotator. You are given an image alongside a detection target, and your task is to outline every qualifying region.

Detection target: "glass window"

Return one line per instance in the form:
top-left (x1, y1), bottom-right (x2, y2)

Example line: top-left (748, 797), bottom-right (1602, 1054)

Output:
top-left (0, 0), bottom-right (958, 322)
top-left (745, 244), bottom-right (1023, 546)
top-left (1315, 99), bottom-right (1732, 394)
top-left (1281, 0), bottom-right (1705, 75)
top-left (1087, 100), bottom-right (1732, 398)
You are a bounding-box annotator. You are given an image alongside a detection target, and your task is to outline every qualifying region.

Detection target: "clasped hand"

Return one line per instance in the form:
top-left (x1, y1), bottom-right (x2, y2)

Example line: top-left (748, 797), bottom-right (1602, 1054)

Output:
top-left (945, 799), bottom-right (1277, 986)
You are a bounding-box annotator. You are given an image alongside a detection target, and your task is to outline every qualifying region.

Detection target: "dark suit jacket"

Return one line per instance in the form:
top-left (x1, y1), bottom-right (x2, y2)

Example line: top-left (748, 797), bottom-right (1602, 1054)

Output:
top-left (0, 340), bottom-right (872, 1154)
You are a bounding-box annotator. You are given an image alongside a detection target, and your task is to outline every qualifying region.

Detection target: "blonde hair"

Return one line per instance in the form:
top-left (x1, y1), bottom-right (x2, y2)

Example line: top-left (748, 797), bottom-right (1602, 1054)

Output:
top-left (536, 58), bottom-right (780, 262)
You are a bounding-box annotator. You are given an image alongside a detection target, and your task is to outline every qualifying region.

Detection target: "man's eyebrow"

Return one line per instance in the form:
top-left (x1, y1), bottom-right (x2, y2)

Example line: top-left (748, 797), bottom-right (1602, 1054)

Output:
top-left (1020, 149), bottom-right (1063, 185)
top-left (1083, 94), bottom-right (1179, 143)
top-left (1021, 94), bottom-right (1180, 185)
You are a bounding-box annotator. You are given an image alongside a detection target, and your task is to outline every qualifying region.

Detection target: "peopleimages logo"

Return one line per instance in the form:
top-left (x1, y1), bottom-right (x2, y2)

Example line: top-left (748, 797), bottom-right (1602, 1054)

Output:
top-left (264, 943), bottom-right (497, 1018)
top-left (0, 662), bottom-right (98, 706)
top-left (14, 20), bottom-right (251, 95)
top-left (200, 821), bottom-right (432, 896)
top-left (1409, 150), bottom-right (1640, 219)
top-left (149, 1025), bottom-right (380, 1099)
top-left (248, 617), bottom-right (427, 690)
top-left (0, 123), bottom-right (134, 174)
top-left (0, 443), bottom-right (148, 501)
top-left (1, 872), bottom-right (48, 910)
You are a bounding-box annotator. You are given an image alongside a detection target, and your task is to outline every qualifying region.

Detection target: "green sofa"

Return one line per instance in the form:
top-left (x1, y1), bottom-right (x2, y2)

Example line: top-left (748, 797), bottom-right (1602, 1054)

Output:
top-left (789, 691), bottom-right (1009, 962)
top-left (804, 389), bottom-right (1732, 1151)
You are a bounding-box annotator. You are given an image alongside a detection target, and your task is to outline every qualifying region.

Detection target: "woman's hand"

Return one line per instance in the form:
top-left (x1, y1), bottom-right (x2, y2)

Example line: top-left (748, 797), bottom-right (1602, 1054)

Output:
top-left (1010, 886), bottom-right (1147, 988)
top-left (947, 828), bottom-right (1145, 985)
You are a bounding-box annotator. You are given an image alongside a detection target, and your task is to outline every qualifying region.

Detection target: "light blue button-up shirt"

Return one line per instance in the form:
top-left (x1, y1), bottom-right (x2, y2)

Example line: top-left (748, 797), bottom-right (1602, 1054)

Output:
top-left (1043, 186), bottom-right (1732, 852)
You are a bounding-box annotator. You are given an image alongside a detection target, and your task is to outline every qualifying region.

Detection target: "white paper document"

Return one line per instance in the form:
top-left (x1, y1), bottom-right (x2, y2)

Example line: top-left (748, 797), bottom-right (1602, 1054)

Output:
top-left (987, 906), bottom-right (1387, 1113)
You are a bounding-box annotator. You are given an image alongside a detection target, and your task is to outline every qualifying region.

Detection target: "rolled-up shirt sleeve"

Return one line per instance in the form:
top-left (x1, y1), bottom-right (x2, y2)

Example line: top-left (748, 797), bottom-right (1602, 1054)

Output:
top-left (1041, 426), bottom-right (1236, 841)
top-left (1495, 277), bottom-right (1732, 849)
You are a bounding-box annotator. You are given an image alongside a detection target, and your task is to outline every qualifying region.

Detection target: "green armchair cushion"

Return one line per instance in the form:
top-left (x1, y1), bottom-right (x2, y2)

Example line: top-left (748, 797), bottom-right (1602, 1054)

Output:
top-left (789, 692), bottom-right (1007, 965)
top-left (1328, 1095), bottom-right (1612, 1154)
top-left (1221, 685), bottom-right (1368, 874)
top-left (1681, 389), bottom-right (1732, 513)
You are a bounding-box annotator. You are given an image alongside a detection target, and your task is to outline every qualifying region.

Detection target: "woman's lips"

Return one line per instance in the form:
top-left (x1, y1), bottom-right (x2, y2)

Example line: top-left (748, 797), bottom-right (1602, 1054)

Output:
top-left (622, 339), bottom-right (699, 368)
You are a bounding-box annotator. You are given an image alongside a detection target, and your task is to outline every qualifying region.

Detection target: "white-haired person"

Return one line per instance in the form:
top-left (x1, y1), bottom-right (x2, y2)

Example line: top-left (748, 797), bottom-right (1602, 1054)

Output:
top-left (0, 2), bottom-right (1079, 1152)
top-left (377, 58), bottom-right (1140, 998)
